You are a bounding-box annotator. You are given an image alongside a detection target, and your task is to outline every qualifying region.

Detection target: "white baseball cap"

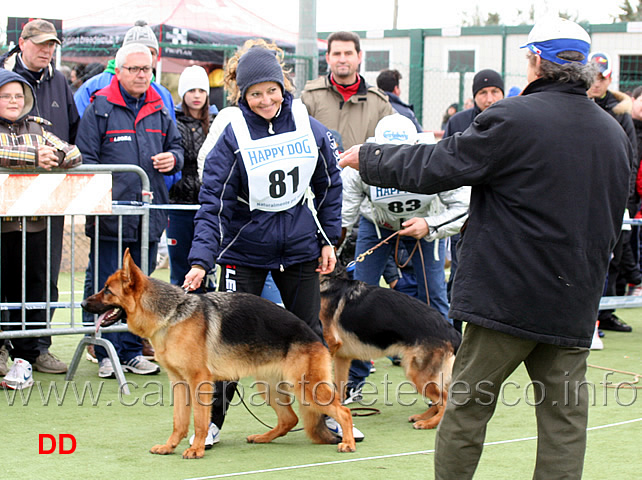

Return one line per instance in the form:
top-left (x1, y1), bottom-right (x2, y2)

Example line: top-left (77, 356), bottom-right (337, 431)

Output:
top-left (521, 17), bottom-right (591, 65)
top-left (588, 52), bottom-right (612, 78)
top-left (374, 114), bottom-right (418, 145)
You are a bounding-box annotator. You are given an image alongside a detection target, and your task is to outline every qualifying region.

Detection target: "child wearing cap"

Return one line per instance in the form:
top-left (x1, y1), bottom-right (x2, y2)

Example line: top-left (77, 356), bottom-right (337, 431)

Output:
top-left (0, 69), bottom-right (81, 384)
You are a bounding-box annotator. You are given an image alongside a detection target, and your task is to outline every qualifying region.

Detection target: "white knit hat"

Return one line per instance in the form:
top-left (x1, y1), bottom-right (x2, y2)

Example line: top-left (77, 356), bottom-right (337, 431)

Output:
top-left (178, 65), bottom-right (210, 99)
top-left (123, 20), bottom-right (159, 52)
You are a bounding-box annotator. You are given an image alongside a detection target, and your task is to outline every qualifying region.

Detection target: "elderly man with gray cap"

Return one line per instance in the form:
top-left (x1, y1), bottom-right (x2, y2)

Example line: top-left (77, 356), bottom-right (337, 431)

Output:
top-left (0, 18), bottom-right (81, 375)
top-left (340, 17), bottom-right (633, 479)
top-left (76, 21), bottom-right (179, 360)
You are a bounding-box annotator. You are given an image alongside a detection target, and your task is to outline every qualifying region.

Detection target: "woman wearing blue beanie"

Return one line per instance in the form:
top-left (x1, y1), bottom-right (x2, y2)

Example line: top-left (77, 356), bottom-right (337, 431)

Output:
top-left (183, 39), bottom-right (344, 446)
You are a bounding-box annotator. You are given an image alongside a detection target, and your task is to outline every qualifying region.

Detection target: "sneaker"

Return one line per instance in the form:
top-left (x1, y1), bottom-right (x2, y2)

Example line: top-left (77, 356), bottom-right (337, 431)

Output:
top-left (0, 345), bottom-right (10, 376)
top-left (599, 314), bottom-right (632, 332)
top-left (189, 422), bottom-right (221, 450)
top-left (122, 355), bottom-right (160, 375)
top-left (2, 358), bottom-right (34, 390)
top-left (343, 385), bottom-right (363, 406)
top-left (324, 416), bottom-right (365, 442)
top-left (369, 360), bottom-right (376, 373)
top-left (590, 322), bottom-right (603, 350)
top-left (98, 358), bottom-right (115, 378)
top-left (626, 284), bottom-right (642, 296)
top-left (34, 352), bottom-right (68, 374)
top-left (86, 345), bottom-right (98, 364)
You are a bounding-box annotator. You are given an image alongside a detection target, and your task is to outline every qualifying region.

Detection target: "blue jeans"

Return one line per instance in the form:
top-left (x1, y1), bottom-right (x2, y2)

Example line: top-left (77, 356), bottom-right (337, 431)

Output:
top-left (261, 272), bottom-right (283, 305)
top-left (167, 209), bottom-right (196, 286)
top-left (349, 217), bottom-right (450, 387)
top-left (83, 239), bottom-right (157, 363)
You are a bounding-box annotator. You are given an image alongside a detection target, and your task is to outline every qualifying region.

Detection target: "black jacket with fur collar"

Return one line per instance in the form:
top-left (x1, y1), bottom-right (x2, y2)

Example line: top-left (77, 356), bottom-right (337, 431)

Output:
top-left (595, 90), bottom-right (639, 212)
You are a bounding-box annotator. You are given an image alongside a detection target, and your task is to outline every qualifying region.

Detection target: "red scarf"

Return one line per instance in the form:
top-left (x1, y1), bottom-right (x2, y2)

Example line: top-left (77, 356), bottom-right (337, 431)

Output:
top-left (330, 74), bottom-right (361, 102)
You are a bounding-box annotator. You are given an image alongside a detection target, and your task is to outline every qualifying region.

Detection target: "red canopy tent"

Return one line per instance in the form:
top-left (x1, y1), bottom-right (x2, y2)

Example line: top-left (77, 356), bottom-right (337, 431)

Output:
top-left (62, 0), bottom-right (325, 74)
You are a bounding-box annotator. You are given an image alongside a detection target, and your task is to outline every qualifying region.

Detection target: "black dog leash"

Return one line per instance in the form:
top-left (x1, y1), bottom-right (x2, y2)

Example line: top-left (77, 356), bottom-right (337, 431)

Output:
top-left (234, 384), bottom-right (380, 431)
top-left (346, 230), bottom-right (430, 302)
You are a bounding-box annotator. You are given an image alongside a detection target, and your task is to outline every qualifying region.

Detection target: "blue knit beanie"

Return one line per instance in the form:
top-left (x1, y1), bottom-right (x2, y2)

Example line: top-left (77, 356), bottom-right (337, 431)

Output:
top-left (236, 46), bottom-right (285, 102)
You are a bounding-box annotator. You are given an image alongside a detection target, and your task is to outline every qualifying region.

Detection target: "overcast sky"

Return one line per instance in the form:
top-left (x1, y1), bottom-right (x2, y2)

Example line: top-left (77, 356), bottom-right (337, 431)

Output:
top-left (1, 0), bottom-right (628, 34)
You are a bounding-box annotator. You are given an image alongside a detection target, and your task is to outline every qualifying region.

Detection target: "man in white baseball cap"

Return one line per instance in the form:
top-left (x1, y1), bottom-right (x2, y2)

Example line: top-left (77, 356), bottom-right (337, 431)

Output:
top-left (339, 16), bottom-right (633, 479)
top-left (587, 50), bottom-right (639, 334)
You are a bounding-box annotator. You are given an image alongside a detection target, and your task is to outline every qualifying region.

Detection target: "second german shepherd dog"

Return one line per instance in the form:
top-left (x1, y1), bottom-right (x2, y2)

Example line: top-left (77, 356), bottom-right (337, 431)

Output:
top-left (320, 269), bottom-right (461, 429)
top-left (82, 250), bottom-right (356, 458)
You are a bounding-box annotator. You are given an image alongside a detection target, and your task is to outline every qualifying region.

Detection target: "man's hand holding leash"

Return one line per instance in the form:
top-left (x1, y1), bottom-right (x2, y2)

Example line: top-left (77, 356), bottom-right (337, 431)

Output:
top-left (339, 145), bottom-right (362, 170)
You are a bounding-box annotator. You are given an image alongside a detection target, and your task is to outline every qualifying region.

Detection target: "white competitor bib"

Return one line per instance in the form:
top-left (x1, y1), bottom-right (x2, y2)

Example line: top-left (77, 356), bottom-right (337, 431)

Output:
top-left (232, 100), bottom-right (318, 212)
top-left (370, 186), bottom-right (433, 218)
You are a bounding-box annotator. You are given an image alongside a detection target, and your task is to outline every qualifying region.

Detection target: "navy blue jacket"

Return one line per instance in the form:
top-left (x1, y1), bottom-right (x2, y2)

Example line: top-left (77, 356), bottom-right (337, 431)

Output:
top-left (384, 91), bottom-right (423, 132)
top-left (76, 77), bottom-right (183, 243)
top-left (189, 92), bottom-right (342, 271)
top-left (443, 104), bottom-right (482, 137)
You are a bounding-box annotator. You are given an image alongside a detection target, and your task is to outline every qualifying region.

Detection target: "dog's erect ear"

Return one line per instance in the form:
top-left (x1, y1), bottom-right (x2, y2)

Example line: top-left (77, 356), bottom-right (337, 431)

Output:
top-left (120, 248), bottom-right (144, 290)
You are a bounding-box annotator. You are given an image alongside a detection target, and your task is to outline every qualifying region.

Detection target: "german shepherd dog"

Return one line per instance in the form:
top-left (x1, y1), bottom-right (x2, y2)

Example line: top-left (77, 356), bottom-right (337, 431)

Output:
top-left (82, 250), bottom-right (356, 458)
top-left (319, 267), bottom-right (461, 429)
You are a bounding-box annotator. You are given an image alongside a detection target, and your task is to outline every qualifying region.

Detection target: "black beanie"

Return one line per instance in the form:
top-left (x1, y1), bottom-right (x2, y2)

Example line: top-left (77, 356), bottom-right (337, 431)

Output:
top-left (472, 69), bottom-right (504, 97)
top-left (236, 46), bottom-right (285, 101)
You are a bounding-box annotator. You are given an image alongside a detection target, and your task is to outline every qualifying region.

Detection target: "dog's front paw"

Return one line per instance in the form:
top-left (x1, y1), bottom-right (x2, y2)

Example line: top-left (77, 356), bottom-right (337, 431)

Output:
top-left (150, 443), bottom-right (175, 455)
top-left (337, 441), bottom-right (356, 453)
top-left (412, 419), bottom-right (440, 430)
top-left (246, 433), bottom-right (270, 443)
top-left (408, 413), bottom-right (424, 423)
top-left (182, 446), bottom-right (205, 459)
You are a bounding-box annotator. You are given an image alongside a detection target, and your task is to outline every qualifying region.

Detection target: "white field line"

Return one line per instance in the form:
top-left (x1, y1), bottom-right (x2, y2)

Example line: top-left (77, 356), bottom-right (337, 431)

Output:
top-left (184, 417), bottom-right (642, 480)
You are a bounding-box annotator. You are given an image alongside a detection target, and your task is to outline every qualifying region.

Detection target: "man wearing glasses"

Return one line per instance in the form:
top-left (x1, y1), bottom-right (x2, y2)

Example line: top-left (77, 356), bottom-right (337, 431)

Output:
top-left (75, 43), bottom-right (183, 379)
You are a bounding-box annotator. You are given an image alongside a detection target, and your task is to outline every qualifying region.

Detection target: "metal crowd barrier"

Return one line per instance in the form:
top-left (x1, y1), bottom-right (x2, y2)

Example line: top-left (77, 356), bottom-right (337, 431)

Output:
top-left (1, 165), bottom-right (152, 394)
top-left (2, 166), bottom-right (642, 395)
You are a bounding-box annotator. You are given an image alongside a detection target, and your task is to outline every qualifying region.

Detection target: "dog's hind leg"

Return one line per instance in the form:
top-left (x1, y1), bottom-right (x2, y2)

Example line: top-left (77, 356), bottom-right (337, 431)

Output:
top-left (404, 353), bottom-right (451, 430)
top-left (150, 377), bottom-right (192, 455)
top-left (409, 381), bottom-right (447, 429)
top-left (333, 356), bottom-right (351, 402)
top-left (247, 379), bottom-right (299, 444)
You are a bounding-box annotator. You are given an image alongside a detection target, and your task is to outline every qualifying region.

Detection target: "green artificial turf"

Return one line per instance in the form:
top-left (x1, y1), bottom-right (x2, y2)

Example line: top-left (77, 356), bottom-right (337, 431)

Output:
top-left (1, 269), bottom-right (640, 479)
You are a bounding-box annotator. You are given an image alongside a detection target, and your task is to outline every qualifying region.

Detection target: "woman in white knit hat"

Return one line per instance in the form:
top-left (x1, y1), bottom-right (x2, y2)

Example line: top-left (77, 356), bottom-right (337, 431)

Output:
top-left (167, 65), bottom-right (218, 287)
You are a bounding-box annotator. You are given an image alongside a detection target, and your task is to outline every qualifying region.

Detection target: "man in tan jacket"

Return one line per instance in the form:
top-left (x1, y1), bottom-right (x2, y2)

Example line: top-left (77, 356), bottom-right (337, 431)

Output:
top-left (301, 31), bottom-right (394, 150)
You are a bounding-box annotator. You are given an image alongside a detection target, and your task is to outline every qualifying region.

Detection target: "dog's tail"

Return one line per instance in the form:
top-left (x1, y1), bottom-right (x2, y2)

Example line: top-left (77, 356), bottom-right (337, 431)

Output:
top-left (300, 408), bottom-right (340, 444)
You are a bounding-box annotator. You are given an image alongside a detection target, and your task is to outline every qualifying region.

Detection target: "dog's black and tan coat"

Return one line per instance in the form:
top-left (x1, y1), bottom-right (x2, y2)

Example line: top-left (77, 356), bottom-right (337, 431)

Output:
top-left (320, 273), bottom-right (461, 429)
top-left (82, 250), bottom-right (356, 458)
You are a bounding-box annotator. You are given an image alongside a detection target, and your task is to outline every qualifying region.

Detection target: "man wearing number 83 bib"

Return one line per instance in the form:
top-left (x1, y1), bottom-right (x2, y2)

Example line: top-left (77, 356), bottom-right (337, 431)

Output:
top-left (183, 40), bottom-right (343, 441)
top-left (342, 114), bottom-right (470, 320)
